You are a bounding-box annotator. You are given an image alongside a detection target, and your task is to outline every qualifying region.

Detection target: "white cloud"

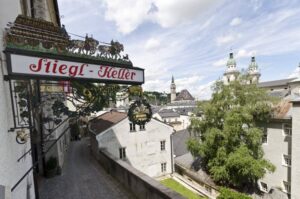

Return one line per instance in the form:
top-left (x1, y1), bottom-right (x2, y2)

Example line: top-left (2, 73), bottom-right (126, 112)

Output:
top-left (216, 35), bottom-right (234, 45)
top-left (216, 33), bottom-right (242, 46)
top-left (194, 81), bottom-right (215, 100)
top-left (103, 0), bottom-right (152, 34)
top-left (175, 75), bottom-right (204, 90)
top-left (145, 38), bottom-right (161, 51)
top-left (153, 0), bottom-right (219, 28)
top-left (251, 0), bottom-right (263, 11)
top-left (102, 0), bottom-right (220, 34)
top-left (288, 66), bottom-right (300, 78)
top-left (213, 58), bottom-right (227, 67)
top-left (230, 17), bottom-right (242, 26)
top-left (236, 49), bottom-right (257, 58)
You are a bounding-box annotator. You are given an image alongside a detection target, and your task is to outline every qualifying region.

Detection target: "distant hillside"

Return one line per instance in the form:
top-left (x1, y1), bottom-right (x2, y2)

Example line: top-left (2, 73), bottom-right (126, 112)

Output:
top-left (143, 91), bottom-right (170, 105)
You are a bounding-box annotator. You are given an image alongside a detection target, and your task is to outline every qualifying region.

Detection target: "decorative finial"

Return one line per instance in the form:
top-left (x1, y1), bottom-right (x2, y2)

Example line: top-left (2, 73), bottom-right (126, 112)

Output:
top-left (172, 75), bottom-right (174, 83)
top-left (229, 52), bottom-right (233, 58)
top-left (251, 56), bottom-right (255, 62)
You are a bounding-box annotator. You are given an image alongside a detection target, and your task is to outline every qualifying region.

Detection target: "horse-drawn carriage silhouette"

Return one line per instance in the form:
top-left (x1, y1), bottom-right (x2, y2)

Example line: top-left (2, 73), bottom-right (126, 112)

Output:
top-left (69, 34), bottom-right (127, 60)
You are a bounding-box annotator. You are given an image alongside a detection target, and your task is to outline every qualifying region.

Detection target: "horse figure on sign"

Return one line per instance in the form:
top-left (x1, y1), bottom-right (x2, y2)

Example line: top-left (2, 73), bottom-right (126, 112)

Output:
top-left (98, 40), bottom-right (124, 59)
top-left (110, 40), bottom-right (124, 59)
top-left (69, 34), bottom-right (99, 55)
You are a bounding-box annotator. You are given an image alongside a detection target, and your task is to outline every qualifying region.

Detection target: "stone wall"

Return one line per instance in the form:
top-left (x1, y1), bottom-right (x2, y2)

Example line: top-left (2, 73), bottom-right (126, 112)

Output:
top-left (90, 133), bottom-right (184, 199)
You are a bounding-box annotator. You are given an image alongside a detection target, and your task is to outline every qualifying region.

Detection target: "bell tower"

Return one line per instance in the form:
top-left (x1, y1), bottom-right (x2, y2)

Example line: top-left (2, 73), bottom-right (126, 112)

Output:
top-left (223, 52), bottom-right (240, 85)
top-left (247, 56), bottom-right (261, 84)
top-left (170, 75), bottom-right (176, 103)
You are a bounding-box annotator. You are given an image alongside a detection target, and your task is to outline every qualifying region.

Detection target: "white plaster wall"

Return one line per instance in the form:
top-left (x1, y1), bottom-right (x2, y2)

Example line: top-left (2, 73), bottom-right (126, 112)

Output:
top-left (0, 1), bottom-right (35, 198)
top-left (180, 115), bottom-right (190, 129)
top-left (261, 122), bottom-right (290, 194)
top-left (291, 103), bottom-right (300, 199)
top-left (97, 118), bottom-right (173, 178)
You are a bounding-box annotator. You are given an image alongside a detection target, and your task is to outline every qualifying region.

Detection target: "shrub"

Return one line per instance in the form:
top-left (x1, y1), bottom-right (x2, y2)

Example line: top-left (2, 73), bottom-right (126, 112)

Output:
top-left (46, 156), bottom-right (58, 170)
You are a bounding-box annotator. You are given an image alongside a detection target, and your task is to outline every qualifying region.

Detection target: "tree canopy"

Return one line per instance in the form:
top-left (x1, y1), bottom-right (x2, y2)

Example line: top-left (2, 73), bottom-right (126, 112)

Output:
top-left (187, 78), bottom-right (276, 189)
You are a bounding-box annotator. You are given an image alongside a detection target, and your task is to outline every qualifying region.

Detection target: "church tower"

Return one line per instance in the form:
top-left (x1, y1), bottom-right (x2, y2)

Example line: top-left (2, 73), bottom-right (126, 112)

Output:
top-left (247, 56), bottom-right (261, 84)
top-left (170, 75), bottom-right (176, 103)
top-left (223, 52), bottom-right (240, 85)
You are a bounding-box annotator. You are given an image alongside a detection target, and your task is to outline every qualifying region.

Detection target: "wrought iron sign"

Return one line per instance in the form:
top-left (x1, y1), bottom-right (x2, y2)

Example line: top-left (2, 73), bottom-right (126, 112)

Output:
top-left (5, 53), bottom-right (144, 84)
top-left (128, 99), bottom-right (152, 125)
top-left (9, 80), bottom-right (31, 129)
top-left (4, 15), bottom-right (133, 65)
top-left (4, 15), bottom-right (145, 84)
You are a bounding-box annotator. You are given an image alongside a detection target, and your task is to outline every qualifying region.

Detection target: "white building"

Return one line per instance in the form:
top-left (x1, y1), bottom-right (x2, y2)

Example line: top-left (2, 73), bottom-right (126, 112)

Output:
top-left (0, 1), bottom-right (69, 198)
top-left (257, 77), bottom-right (300, 199)
top-left (153, 109), bottom-right (191, 131)
top-left (221, 53), bottom-right (300, 198)
top-left (89, 111), bottom-right (174, 178)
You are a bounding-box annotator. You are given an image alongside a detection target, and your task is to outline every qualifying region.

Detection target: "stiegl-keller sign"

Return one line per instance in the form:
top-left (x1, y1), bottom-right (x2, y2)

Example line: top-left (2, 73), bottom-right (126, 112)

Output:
top-left (6, 53), bottom-right (144, 84)
top-left (128, 99), bottom-right (152, 125)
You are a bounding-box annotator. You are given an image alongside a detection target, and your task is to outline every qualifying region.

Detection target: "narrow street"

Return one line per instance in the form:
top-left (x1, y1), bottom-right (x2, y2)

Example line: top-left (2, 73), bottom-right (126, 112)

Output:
top-left (39, 138), bottom-right (135, 199)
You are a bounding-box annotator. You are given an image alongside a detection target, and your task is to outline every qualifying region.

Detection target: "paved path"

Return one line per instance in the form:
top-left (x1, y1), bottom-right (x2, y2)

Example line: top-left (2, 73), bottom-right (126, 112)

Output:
top-left (39, 138), bottom-right (135, 199)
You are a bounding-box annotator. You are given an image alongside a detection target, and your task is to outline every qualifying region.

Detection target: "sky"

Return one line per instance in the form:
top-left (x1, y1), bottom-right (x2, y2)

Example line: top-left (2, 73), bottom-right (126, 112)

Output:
top-left (58, 0), bottom-right (300, 100)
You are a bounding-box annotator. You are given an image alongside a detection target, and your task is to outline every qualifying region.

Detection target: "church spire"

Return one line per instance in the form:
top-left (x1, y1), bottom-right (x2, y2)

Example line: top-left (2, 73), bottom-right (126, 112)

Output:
top-left (170, 75), bottom-right (176, 103)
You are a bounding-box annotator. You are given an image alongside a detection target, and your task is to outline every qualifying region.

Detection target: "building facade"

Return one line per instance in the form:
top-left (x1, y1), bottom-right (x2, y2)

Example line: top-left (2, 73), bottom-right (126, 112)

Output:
top-left (0, 1), bottom-right (63, 199)
top-left (221, 53), bottom-right (300, 198)
top-left (257, 77), bottom-right (300, 199)
top-left (89, 111), bottom-right (174, 178)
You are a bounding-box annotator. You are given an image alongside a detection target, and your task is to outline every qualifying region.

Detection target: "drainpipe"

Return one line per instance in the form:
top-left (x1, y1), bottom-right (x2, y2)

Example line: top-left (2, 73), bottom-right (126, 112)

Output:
top-left (170, 131), bottom-right (175, 174)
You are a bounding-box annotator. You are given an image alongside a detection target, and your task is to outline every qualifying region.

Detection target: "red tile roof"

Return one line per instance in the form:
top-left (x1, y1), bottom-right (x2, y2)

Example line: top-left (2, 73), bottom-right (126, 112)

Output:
top-left (89, 111), bottom-right (127, 135)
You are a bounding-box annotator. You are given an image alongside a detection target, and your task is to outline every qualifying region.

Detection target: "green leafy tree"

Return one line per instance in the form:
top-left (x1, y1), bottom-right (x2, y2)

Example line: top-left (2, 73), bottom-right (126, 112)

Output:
top-left (187, 77), bottom-right (276, 189)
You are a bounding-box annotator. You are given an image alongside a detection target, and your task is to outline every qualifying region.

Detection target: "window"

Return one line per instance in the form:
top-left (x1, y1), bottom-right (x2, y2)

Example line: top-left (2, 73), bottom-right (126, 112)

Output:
top-left (129, 123), bottom-right (136, 132)
top-left (161, 162), bottom-right (167, 173)
top-left (119, 147), bottom-right (126, 159)
top-left (260, 182), bottom-right (268, 192)
top-left (140, 124), bottom-right (145, 131)
top-left (262, 128), bottom-right (268, 144)
top-left (283, 181), bottom-right (291, 193)
top-left (160, 140), bottom-right (166, 151)
top-left (283, 154), bottom-right (291, 167)
top-left (283, 123), bottom-right (292, 136)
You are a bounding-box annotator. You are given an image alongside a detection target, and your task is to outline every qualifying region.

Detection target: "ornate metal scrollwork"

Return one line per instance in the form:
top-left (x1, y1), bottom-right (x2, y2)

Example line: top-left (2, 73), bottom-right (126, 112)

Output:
top-left (4, 15), bottom-right (132, 64)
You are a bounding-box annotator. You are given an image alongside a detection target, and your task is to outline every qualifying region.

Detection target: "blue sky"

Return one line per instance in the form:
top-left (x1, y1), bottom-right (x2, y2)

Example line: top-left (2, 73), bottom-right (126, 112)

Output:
top-left (58, 0), bottom-right (300, 99)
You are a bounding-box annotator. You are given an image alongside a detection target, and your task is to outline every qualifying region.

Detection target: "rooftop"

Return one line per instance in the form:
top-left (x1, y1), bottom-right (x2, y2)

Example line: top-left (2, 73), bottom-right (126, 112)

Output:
top-left (258, 78), bottom-right (296, 88)
top-left (157, 109), bottom-right (180, 118)
top-left (174, 89), bottom-right (195, 101)
top-left (173, 129), bottom-right (191, 157)
top-left (89, 111), bottom-right (127, 135)
top-left (272, 99), bottom-right (292, 119)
